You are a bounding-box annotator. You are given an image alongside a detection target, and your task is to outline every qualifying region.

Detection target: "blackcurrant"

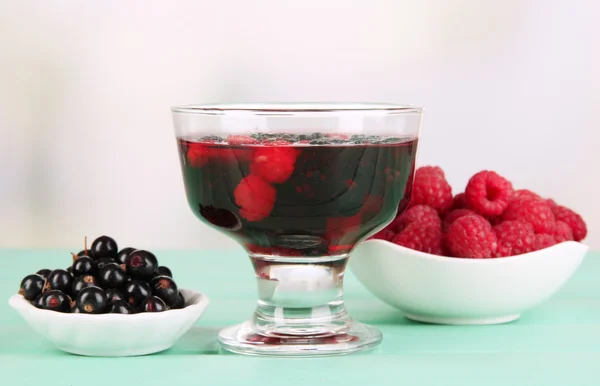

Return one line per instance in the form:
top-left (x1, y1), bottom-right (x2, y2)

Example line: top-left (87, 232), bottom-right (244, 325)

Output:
top-left (32, 293), bottom-right (45, 308)
top-left (109, 300), bottom-right (133, 314)
top-left (76, 286), bottom-right (107, 314)
top-left (98, 263), bottom-right (128, 289)
top-left (41, 290), bottom-right (71, 313)
top-left (140, 296), bottom-right (167, 312)
top-left (72, 256), bottom-right (95, 276)
top-left (123, 280), bottom-right (151, 307)
top-left (45, 269), bottom-right (73, 294)
top-left (150, 276), bottom-right (178, 307)
top-left (90, 235), bottom-right (118, 260)
top-left (105, 288), bottom-right (124, 305)
top-left (78, 249), bottom-right (94, 258)
top-left (172, 291), bottom-right (185, 309)
top-left (36, 269), bottom-right (51, 279)
top-left (19, 274), bottom-right (45, 300)
top-left (95, 257), bottom-right (116, 270)
top-left (125, 250), bottom-right (158, 279)
top-left (116, 247), bottom-right (136, 265)
top-left (156, 266), bottom-right (172, 278)
top-left (71, 275), bottom-right (97, 297)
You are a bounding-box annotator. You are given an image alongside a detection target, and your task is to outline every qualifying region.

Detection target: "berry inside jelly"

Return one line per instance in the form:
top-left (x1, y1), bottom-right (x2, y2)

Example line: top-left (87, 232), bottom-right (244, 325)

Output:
top-left (177, 134), bottom-right (418, 256)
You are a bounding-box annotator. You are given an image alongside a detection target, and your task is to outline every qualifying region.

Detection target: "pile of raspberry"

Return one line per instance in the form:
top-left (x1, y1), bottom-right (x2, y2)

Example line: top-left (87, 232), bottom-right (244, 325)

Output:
top-left (370, 166), bottom-right (587, 258)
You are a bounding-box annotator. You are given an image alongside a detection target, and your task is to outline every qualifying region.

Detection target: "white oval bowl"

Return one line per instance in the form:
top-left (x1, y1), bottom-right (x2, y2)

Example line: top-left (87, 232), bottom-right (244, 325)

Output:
top-left (350, 240), bottom-right (588, 325)
top-left (8, 288), bottom-right (209, 356)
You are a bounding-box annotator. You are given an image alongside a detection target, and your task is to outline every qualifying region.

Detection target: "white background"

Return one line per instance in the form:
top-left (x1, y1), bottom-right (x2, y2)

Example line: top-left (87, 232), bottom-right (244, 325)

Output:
top-left (1, 0), bottom-right (598, 250)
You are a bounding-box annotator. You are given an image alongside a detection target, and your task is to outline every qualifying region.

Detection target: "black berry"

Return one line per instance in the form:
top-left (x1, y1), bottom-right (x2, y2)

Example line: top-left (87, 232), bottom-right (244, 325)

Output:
top-left (41, 290), bottom-right (71, 313)
top-left (95, 257), bottom-right (116, 270)
top-left (140, 296), bottom-right (167, 312)
top-left (72, 256), bottom-right (95, 276)
top-left (109, 300), bottom-right (133, 314)
top-left (98, 263), bottom-right (128, 289)
top-left (172, 291), bottom-right (185, 309)
top-left (78, 249), bottom-right (94, 258)
top-left (123, 280), bottom-right (151, 307)
top-left (125, 250), bottom-right (158, 279)
top-left (36, 269), bottom-right (51, 279)
top-left (19, 274), bottom-right (45, 301)
top-left (71, 275), bottom-right (97, 297)
top-left (76, 286), bottom-right (107, 314)
top-left (105, 288), bottom-right (124, 305)
top-left (32, 293), bottom-right (44, 308)
top-left (156, 266), bottom-right (172, 278)
top-left (116, 247), bottom-right (136, 265)
top-left (150, 276), bottom-right (178, 307)
top-left (45, 269), bottom-right (73, 294)
top-left (90, 235), bottom-right (118, 259)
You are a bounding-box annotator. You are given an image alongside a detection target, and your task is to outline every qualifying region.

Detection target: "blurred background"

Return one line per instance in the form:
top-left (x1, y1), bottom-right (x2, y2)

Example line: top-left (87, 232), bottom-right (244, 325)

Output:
top-left (0, 0), bottom-right (598, 250)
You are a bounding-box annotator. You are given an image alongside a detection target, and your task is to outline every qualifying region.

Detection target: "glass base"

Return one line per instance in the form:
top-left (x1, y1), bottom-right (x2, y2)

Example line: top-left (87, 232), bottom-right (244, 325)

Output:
top-left (218, 320), bottom-right (382, 356)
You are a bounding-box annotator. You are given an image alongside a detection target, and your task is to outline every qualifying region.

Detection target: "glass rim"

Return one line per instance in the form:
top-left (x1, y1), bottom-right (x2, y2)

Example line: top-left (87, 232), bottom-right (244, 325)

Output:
top-left (170, 102), bottom-right (423, 116)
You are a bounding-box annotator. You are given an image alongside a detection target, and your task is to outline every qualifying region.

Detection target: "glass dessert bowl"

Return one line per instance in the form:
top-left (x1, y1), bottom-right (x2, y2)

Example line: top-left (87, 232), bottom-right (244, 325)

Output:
top-left (171, 103), bottom-right (422, 356)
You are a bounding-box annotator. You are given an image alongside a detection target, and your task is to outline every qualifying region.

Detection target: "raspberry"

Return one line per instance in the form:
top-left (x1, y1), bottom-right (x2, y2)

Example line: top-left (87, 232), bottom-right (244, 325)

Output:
top-left (393, 224), bottom-right (443, 255)
top-left (465, 171), bottom-right (513, 217)
top-left (251, 147), bottom-right (297, 183)
top-left (533, 234), bottom-right (557, 251)
top-left (417, 165), bottom-right (445, 178)
top-left (227, 135), bottom-right (260, 146)
top-left (510, 189), bottom-right (541, 202)
top-left (443, 209), bottom-right (477, 232)
top-left (553, 221), bottom-right (574, 243)
top-left (234, 175), bottom-right (276, 222)
top-left (493, 221), bottom-right (535, 257)
top-left (451, 193), bottom-right (467, 210)
top-left (409, 168), bottom-right (453, 213)
top-left (501, 198), bottom-right (556, 234)
top-left (546, 198), bottom-right (559, 212)
top-left (186, 144), bottom-right (209, 167)
top-left (445, 215), bottom-right (497, 258)
top-left (552, 205), bottom-right (587, 241)
top-left (369, 229), bottom-right (395, 242)
top-left (394, 205), bottom-right (441, 233)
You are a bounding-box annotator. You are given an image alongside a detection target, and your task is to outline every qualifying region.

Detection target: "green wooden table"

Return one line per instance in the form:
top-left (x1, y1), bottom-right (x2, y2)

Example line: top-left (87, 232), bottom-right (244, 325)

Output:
top-left (1, 249), bottom-right (599, 386)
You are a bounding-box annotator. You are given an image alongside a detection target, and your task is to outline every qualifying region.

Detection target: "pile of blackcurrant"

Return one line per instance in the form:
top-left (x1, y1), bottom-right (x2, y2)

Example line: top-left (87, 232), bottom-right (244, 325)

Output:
top-left (17, 236), bottom-right (185, 314)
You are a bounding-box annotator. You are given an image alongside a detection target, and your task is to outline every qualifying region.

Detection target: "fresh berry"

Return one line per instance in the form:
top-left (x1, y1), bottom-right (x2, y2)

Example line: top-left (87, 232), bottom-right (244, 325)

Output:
top-left (552, 205), bottom-right (587, 241)
top-left (41, 290), bottom-right (71, 313)
top-left (36, 269), bottom-right (51, 279)
top-left (533, 234), bottom-right (557, 251)
top-left (172, 292), bottom-right (185, 309)
top-left (465, 171), bottom-right (513, 217)
top-left (109, 300), bottom-right (133, 314)
top-left (393, 224), bottom-right (444, 255)
top-left (369, 229), bottom-right (395, 242)
top-left (104, 288), bottom-right (124, 305)
top-left (510, 189), bottom-right (541, 202)
top-left (199, 205), bottom-right (241, 230)
top-left (116, 247), bottom-right (136, 265)
top-left (443, 209), bottom-right (478, 232)
top-left (76, 286), bottom-right (108, 314)
top-left (553, 220), bottom-right (574, 243)
top-left (445, 215), bottom-right (497, 258)
top-left (44, 269), bottom-right (73, 294)
top-left (77, 249), bottom-right (94, 258)
top-left (451, 193), bottom-right (467, 210)
top-left (227, 135), bottom-right (260, 146)
top-left (156, 266), bottom-right (173, 278)
top-left (90, 236), bottom-right (118, 259)
top-left (417, 165), bottom-right (445, 178)
top-left (546, 198), bottom-right (559, 212)
top-left (409, 167), bottom-right (453, 213)
top-left (124, 280), bottom-right (152, 307)
top-left (95, 257), bottom-right (117, 270)
top-left (251, 147), bottom-right (298, 183)
top-left (187, 143), bottom-right (209, 167)
top-left (71, 275), bottom-right (98, 297)
top-left (72, 256), bottom-right (95, 276)
top-left (32, 294), bottom-right (44, 308)
top-left (18, 274), bottom-right (45, 300)
top-left (150, 276), bottom-right (179, 307)
top-left (394, 205), bottom-right (441, 233)
top-left (234, 175), bottom-right (277, 222)
top-left (125, 250), bottom-right (158, 279)
top-left (493, 221), bottom-right (535, 257)
top-left (98, 263), bottom-right (128, 289)
top-left (501, 198), bottom-right (556, 234)
top-left (140, 296), bottom-right (167, 312)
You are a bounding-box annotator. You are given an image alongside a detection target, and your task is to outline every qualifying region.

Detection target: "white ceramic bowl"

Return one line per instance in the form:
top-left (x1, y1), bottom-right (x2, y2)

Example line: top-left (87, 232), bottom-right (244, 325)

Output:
top-left (350, 240), bottom-right (588, 325)
top-left (8, 288), bottom-right (209, 356)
